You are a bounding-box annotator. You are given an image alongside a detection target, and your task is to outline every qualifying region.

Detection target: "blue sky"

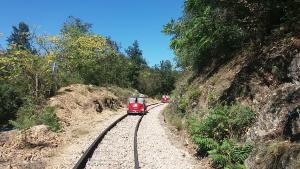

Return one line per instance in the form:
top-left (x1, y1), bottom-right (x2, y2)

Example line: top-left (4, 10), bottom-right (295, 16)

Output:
top-left (0, 0), bottom-right (183, 66)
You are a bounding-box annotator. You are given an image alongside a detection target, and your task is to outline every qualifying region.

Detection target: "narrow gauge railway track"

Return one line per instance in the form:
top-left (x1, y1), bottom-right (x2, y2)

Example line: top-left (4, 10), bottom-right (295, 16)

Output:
top-left (73, 103), bottom-right (163, 169)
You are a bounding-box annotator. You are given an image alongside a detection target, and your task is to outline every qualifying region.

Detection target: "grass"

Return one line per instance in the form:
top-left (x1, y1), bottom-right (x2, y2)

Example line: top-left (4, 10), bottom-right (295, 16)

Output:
top-left (163, 105), bottom-right (184, 131)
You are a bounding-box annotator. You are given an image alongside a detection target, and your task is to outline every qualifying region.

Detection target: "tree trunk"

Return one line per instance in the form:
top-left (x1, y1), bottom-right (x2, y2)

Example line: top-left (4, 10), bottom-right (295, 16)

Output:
top-left (35, 73), bottom-right (38, 98)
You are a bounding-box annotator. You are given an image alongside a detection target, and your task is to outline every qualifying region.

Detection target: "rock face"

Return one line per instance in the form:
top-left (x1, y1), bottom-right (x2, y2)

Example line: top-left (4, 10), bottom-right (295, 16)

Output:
top-left (246, 84), bottom-right (300, 141)
top-left (180, 37), bottom-right (300, 169)
top-left (245, 141), bottom-right (300, 169)
top-left (289, 53), bottom-right (300, 83)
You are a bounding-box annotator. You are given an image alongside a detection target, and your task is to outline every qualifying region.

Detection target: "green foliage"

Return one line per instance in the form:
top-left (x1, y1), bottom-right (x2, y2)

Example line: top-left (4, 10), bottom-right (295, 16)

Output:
top-left (125, 40), bottom-right (147, 89)
top-left (1, 16), bottom-right (177, 128)
top-left (194, 136), bottom-right (219, 152)
top-left (10, 99), bottom-right (60, 132)
top-left (157, 60), bottom-right (176, 94)
top-left (7, 22), bottom-right (34, 52)
top-left (163, 4), bottom-right (245, 72)
top-left (61, 16), bottom-right (92, 37)
top-left (188, 104), bottom-right (255, 168)
top-left (163, 0), bottom-right (300, 72)
top-left (0, 84), bottom-right (23, 125)
top-left (125, 40), bottom-right (147, 66)
top-left (190, 104), bottom-right (255, 140)
top-left (137, 60), bottom-right (176, 97)
top-left (9, 98), bottom-right (38, 129)
top-left (38, 106), bottom-right (60, 132)
top-left (208, 140), bottom-right (253, 168)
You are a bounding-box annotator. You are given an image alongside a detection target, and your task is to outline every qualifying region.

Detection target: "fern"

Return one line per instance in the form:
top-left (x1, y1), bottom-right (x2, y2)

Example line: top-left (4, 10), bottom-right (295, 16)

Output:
top-left (188, 104), bottom-right (255, 168)
top-left (231, 144), bottom-right (253, 163)
top-left (194, 137), bottom-right (219, 151)
top-left (207, 140), bottom-right (252, 168)
top-left (209, 152), bottom-right (230, 168)
top-left (225, 164), bottom-right (247, 169)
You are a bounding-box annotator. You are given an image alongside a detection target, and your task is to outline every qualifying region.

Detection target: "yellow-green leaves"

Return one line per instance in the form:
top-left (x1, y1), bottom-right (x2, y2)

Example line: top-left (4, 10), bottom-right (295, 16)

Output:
top-left (0, 56), bottom-right (19, 80)
top-left (72, 34), bottom-right (107, 58)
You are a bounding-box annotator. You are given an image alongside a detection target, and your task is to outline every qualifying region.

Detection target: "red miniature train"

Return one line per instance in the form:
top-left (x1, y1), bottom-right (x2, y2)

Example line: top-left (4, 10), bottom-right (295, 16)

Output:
top-left (161, 95), bottom-right (170, 103)
top-left (127, 96), bottom-right (146, 114)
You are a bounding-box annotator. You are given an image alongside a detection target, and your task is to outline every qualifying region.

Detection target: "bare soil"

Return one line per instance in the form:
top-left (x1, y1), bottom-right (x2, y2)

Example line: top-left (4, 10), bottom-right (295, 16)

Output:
top-left (0, 84), bottom-right (134, 169)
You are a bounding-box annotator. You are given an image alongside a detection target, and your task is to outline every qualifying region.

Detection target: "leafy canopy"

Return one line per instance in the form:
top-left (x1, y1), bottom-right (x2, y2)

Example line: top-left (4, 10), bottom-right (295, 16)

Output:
top-left (7, 22), bottom-right (34, 52)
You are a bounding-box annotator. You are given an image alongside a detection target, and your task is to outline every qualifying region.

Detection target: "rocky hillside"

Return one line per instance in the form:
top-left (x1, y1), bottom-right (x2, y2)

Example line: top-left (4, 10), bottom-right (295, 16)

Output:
top-left (167, 34), bottom-right (300, 168)
top-left (162, 0), bottom-right (300, 167)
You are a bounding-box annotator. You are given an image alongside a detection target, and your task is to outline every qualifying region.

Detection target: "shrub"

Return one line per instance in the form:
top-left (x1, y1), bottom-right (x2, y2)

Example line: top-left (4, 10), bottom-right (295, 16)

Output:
top-left (9, 98), bottom-right (38, 129)
top-left (38, 106), bottom-right (60, 132)
top-left (10, 98), bottom-right (60, 132)
top-left (187, 86), bottom-right (202, 102)
top-left (208, 140), bottom-right (253, 168)
top-left (190, 104), bottom-right (255, 140)
top-left (0, 84), bottom-right (23, 125)
top-left (188, 104), bottom-right (255, 168)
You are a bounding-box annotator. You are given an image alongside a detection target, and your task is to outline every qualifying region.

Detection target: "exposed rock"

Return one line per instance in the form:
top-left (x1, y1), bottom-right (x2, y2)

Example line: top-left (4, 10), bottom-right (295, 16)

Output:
top-left (246, 141), bottom-right (300, 169)
top-left (288, 53), bottom-right (300, 83)
top-left (246, 83), bottom-right (300, 141)
top-left (176, 36), bottom-right (300, 168)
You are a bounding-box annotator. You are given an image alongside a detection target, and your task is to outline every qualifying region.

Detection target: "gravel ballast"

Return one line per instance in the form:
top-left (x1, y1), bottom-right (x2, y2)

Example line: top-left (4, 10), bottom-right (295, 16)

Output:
top-left (47, 111), bottom-right (127, 169)
top-left (86, 115), bottom-right (141, 169)
top-left (138, 104), bottom-right (197, 169)
top-left (50, 104), bottom-right (199, 169)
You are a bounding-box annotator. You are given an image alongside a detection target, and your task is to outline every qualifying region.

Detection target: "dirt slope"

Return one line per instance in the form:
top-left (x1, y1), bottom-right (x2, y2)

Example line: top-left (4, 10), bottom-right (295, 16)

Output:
top-left (0, 84), bottom-right (137, 169)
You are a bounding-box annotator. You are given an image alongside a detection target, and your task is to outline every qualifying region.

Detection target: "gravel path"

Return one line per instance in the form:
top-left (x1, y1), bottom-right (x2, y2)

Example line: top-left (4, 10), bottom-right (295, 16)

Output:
top-left (50, 104), bottom-right (198, 169)
top-left (47, 111), bottom-right (127, 169)
top-left (138, 104), bottom-right (197, 169)
top-left (86, 115), bottom-right (141, 169)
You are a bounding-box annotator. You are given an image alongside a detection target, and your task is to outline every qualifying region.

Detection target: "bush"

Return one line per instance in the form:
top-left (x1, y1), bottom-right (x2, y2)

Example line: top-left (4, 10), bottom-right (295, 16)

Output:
top-left (208, 140), bottom-right (253, 169)
top-left (0, 84), bottom-right (23, 125)
top-left (38, 107), bottom-right (60, 132)
top-left (190, 104), bottom-right (255, 140)
top-left (164, 0), bottom-right (300, 72)
top-left (10, 98), bottom-right (60, 132)
top-left (187, 86), bottom-right (202, 102)
top-left (9, 98), bottom-right (38, 129)
top-left (188, 104), bottom-right (255, 168)
top-left (165, 110), bottom-right (184, 131)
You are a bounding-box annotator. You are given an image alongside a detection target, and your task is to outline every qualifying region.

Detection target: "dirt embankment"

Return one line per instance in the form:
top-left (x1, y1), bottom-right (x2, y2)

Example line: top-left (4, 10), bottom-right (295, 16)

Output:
top-left (0, 84), bottom-right (137, 169)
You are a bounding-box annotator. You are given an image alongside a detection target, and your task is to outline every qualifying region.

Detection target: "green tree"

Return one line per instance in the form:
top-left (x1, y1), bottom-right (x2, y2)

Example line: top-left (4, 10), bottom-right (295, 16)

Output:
top-left (0, 84), bottom-right (23, 125)
top-left (157, 60), bottom-right (176, 94)
top-left (125, 40), bottom-right (147, 89)
top-left (7, 22), bottom-right (34, 52)
top-left (106, 36), bottom-right (121, 53)
top-left (61, 16), bottom-right (92, 37)
top-left (163, 0), bottom-right (300, 73)
top-left (125, 40), bottom-right (147, 66)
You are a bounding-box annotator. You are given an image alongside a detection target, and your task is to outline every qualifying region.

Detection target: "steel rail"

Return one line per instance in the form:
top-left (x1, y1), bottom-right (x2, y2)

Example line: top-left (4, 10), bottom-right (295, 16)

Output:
top-left (73, 103), bottom-right (162, 169)
top-left (133, 102), bottom-right (163, 169)
top-left (73, 114), bottom-right (128, 169)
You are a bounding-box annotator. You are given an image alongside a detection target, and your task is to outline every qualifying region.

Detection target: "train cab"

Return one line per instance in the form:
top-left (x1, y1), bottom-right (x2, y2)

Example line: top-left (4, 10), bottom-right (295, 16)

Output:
top-left (127, 96), bottom-right (146, 114)
top-left (161, 95), bottom-right (170, 103)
